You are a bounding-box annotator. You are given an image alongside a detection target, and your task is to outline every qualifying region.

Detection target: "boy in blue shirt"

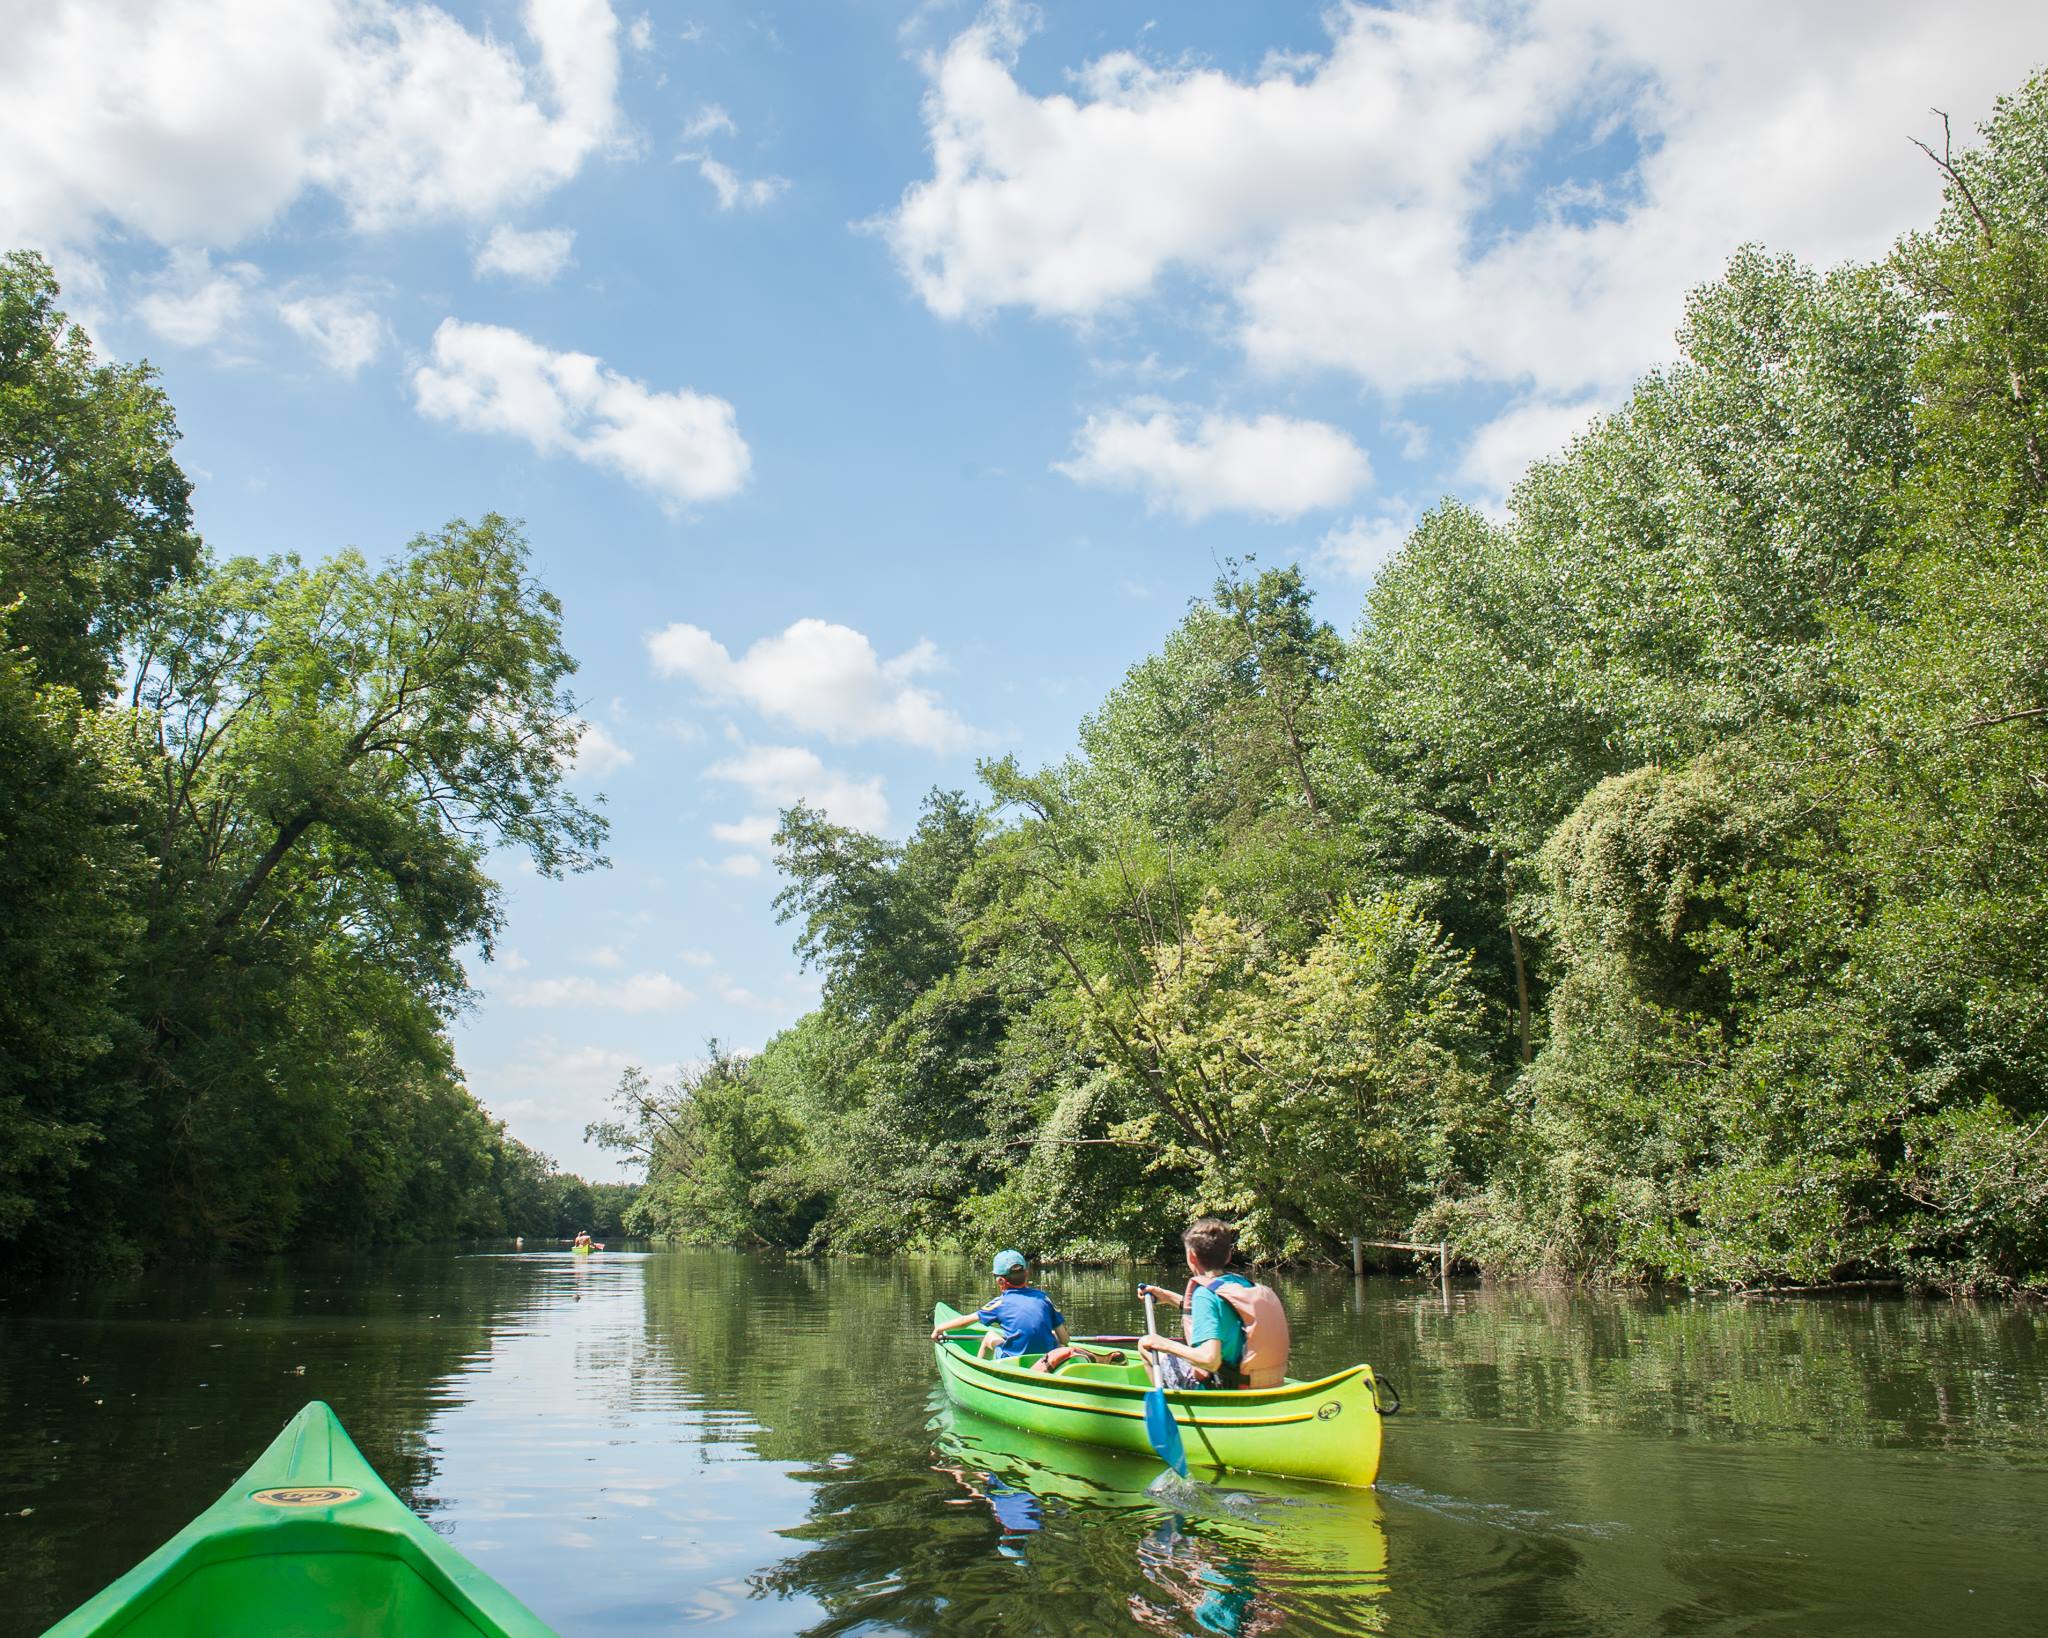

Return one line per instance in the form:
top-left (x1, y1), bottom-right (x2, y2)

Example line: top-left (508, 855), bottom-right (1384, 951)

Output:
top-left (931, 1249), bottom-right (1069, 1359)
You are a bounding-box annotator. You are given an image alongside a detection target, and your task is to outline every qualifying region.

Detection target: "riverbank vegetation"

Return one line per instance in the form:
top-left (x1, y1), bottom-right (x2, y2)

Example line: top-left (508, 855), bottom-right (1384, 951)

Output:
top-left (0, 251), bottom-right (623, 1271)
top-left (607, 78), bottom-right (2048, 1295)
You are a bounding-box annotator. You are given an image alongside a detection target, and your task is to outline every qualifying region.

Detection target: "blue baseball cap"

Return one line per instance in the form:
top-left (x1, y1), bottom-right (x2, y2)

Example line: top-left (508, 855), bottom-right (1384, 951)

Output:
top-left (992, 1249), bottom-right (1028, 1277)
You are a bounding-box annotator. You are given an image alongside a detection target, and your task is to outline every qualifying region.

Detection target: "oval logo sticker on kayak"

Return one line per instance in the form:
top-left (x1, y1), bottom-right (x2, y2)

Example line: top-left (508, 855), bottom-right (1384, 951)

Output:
top-left (251, 1487), bottom-right (363, 1507)
top-left (1316, 1402), bottom-right (1342, 1420)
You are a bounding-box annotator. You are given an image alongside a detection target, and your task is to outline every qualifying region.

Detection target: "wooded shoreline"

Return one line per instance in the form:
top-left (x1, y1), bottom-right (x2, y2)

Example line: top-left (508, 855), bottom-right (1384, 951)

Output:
top-left (598, 78), bottom-right (2048, 1300)
top-left (7, 75), bottom-right (2048, 1297)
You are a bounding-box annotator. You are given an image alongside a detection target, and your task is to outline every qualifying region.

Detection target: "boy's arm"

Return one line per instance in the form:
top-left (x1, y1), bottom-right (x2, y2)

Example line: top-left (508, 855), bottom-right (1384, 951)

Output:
top-left (1053, 1323), bottom-right (1070, 1345)
top-left (1140, 1283), bottom-right (1185, 1307)
top-left (930, 1311), bottom-right (986, 1340)
top-left (1138, 1334), bottom-right (1224, 1374)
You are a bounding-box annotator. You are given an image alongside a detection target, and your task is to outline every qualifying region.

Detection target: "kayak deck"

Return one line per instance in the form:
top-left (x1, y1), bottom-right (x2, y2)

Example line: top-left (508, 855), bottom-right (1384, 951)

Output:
top-left (42, 1401), bottom-right (554, 1637)
top-left (930, 1302), bottom-right (1386, 1487)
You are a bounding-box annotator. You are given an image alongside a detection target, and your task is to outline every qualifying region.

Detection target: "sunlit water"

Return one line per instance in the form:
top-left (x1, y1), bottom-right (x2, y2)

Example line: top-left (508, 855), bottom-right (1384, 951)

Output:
top-left (3, 1249), bottom-right (2046, 1635)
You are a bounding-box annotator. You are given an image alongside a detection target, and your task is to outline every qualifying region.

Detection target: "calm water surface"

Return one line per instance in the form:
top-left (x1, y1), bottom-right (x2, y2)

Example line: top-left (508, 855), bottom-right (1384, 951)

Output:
top-left (3, 1249), bottom-right (2045, 1635)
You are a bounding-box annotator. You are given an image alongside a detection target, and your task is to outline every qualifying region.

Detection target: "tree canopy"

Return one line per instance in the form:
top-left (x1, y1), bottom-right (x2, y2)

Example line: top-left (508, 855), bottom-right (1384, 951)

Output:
top-left (611, 74), bottom-right (2048, 1296)
top-left (0, 252), bottom-right (619, 1270)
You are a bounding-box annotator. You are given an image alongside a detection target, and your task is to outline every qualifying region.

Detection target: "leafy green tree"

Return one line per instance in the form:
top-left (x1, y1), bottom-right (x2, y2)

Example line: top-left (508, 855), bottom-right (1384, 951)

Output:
top-left (109, 516), bottom-right (606, 1248)
top-left (1071, 895), bottom-right (1494, 1256)
top-left (0, 251), bottom-right (199, 702)
top-left (0, 650), bottom-right (147, 1242)
top-left (594, 1047), bottom-right (827, 1249)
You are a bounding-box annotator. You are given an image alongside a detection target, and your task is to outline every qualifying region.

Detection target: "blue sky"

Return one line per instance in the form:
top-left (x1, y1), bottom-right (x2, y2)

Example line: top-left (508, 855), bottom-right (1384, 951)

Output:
top-left (5, 0), bottom-right (2041, 1176)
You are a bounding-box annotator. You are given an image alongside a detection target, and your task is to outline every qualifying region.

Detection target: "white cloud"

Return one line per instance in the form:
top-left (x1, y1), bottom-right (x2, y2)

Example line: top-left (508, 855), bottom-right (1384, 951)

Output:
top-left (709, 814), bottom-right (778, 877)
top-left (583, 945), bottom-right (625, 968)
top-left (0, 0), bottom-right (624, 255)
top-left (474, 224), bottom-right (578, 284)
top-left (570, 720), bottom-right (635, 777)
top-left (465, 1037), bottom-right (682, 1177)
top-left (133, 249), bottom-right (263, 347)
top-left (1456, 396), bottom-right (1605, 508)
top-left (711, 815), bottom-right (779, 850)
top-left (692, 156), bottom-right (789, 211)
top-left (683, 104), bottom-right (737, 140)
top-left (677, 948), bottom-right (717, 967)
top-left (885, 1), bottom-right (2032, 405)
top-left (648, 618), bottom-right (977, 751)
top-left (1316, 508), bottom-right (1417, 581)
top-left (506, 970), bottom-right (697, 1012)
top-left (132, 251), bottom-right (390, 375)
top-left (715, 977), bottom-right (768, 1008)
top-left (627, 14), bottom-right (654, 52)
top-left (1055, 403), bottom-right (1370, 522)
top-left (1389, 420), bottom-right (1431, 462)
top-left (413, 319), bottom-right (751, 509)
top-left (276, 289), bottom-right (389, 376)
top-left (706, 743), bottom-right (891, 834)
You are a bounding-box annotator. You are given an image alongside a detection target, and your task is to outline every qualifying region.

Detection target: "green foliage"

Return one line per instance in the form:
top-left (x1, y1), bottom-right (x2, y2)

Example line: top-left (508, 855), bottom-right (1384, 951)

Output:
top-left (619, 74), bottom-right (2048, 1294)
top-left (1072, 894), bottom-right (1496, 1256)
top-left (0, 251), bottom-right (199, 702)
top-left (0, 255), bottom-right (612, 1271)
top-left (595, 1047), bottom-right (828, 1249)
top-left (18, 73), bottom-right (2048, 1293)
top-left (0, 648), bottom-right (146, 1240)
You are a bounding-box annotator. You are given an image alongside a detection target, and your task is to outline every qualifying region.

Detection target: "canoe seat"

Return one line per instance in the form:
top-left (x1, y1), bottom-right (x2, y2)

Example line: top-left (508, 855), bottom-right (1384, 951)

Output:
top-left (1052, 1362), bottom-right (1135, 1384)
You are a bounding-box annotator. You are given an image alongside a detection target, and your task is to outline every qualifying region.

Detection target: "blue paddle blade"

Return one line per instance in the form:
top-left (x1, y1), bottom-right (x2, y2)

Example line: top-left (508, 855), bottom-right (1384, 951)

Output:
top-left (1144, 1386), bottom-right (1189, 1478)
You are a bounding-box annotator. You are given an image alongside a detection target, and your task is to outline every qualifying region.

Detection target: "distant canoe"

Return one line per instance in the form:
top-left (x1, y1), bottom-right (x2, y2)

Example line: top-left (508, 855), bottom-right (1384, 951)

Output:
top-left (930, 1302), bottom-right (1387, 1487)
top-left (42, 1401), bottom-right (554, 1636)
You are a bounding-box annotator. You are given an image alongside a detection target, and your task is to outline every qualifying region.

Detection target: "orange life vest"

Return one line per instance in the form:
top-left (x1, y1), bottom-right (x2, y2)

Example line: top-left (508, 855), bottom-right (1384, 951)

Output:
top-left (1180, 1275), bottom-right (1291, 1389)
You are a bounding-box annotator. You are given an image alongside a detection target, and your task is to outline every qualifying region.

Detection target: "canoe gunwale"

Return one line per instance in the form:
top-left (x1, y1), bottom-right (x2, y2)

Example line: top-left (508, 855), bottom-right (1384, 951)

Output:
top-left (931, 1301), bottom-right (1375, 1408)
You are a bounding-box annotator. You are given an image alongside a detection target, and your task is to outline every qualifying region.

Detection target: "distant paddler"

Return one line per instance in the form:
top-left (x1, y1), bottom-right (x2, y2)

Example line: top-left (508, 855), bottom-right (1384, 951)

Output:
top-left (571, 1230), bottom-right (604, 1255)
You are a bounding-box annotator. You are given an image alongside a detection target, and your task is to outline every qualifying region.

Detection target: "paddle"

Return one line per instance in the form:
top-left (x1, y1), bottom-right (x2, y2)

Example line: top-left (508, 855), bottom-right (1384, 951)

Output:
top-left (1139, 1289), bottom-right (1189, 1479)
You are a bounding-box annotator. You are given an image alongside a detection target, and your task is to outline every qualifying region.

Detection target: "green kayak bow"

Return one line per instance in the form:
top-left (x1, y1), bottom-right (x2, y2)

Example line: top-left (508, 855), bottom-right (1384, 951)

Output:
top-left (930, 1302), bottom-right (1387, 1487)
top-left (42, 1401), bottom-right (554, 1637)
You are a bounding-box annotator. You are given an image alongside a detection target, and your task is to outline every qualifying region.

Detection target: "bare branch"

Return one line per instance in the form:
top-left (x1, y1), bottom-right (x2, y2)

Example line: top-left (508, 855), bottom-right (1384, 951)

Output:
top-left (1910, 109), bottom-right (1994, 244)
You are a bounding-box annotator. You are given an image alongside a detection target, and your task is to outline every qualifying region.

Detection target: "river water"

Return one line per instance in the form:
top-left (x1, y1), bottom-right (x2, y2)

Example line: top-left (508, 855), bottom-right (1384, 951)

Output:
top-left (3, 1249), bottom-right (2045, 1635)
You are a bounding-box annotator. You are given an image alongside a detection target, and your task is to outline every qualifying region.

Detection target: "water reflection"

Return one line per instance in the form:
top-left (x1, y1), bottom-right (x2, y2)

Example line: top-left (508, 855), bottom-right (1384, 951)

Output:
top-left (5, 1250), bottom-right (2048, 1637)
top-left (934, 1406), bottom-right (1389, 1635)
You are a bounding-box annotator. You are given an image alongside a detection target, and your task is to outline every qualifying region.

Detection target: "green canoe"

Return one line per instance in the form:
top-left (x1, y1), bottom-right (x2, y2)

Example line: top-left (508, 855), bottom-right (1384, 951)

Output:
top-left (42, 1401), bottom-right (554, 1637)
top-left (930, 1302), bottom-right (1387, 1488)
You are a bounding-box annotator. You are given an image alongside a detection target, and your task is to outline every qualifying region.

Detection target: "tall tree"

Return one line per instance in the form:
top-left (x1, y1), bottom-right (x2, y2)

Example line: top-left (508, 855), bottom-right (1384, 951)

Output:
top-left (0, 252), bottom-right (198, 702)
top-left (116, 517), bottom-right (606, 1246)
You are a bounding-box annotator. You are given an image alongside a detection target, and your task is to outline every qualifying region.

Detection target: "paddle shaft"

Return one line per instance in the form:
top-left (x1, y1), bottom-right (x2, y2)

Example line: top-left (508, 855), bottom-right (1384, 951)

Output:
top-left (1138, 1290), bottom-right (1190, 1476)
